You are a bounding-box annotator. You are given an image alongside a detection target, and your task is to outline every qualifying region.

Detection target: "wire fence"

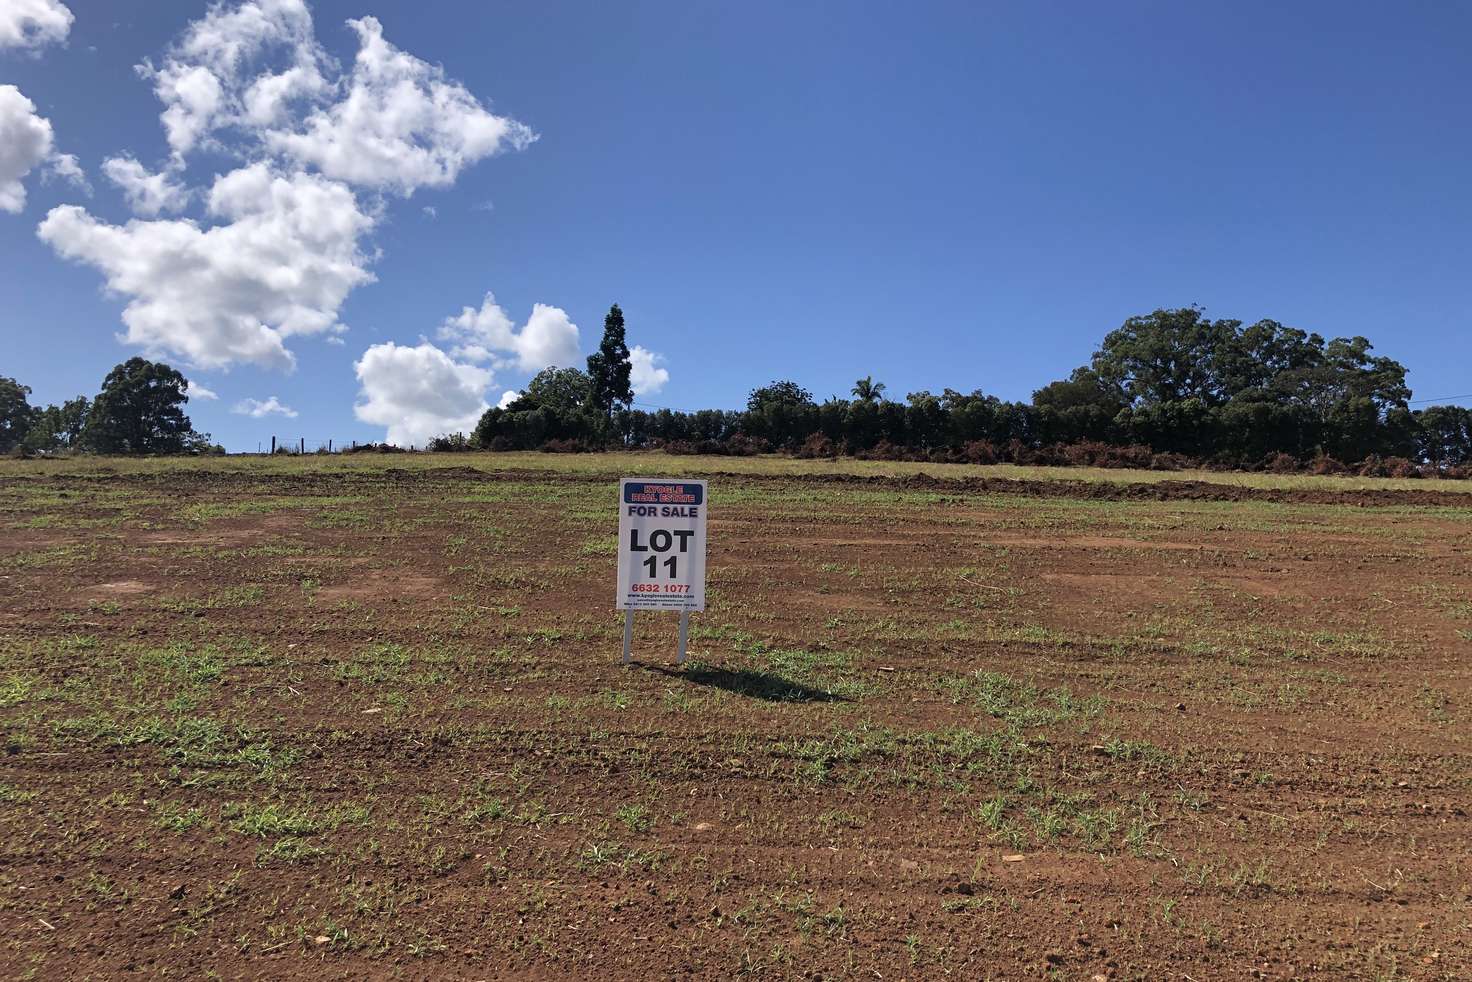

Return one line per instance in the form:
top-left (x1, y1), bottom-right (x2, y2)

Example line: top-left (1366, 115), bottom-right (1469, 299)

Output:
top-left (249, 436), bottom-right (443, 455)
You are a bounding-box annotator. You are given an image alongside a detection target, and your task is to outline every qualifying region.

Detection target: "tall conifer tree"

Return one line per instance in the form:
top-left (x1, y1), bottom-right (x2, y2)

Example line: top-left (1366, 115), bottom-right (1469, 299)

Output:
top-left (587, 303), bottom-right (634, 418)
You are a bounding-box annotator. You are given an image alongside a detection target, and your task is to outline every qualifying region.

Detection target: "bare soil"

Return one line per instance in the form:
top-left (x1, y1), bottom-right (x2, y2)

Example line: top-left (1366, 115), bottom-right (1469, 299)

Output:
top-left (0, 463), bottom-right (1468, 979)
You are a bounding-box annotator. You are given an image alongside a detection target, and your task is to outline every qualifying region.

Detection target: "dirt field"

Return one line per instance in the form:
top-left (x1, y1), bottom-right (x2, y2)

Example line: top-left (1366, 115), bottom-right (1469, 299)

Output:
top-left (1, 454), bottom-right (1468, 979)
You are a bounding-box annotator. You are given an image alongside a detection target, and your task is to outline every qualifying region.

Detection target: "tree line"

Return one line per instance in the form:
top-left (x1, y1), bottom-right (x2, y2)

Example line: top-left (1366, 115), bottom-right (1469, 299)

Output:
top-left (0, 358), bottom-right (220, 456)
top-left (468, 306), bottom-right (1472, 474)
top-left (6, 306), bottom-right (1469, 473)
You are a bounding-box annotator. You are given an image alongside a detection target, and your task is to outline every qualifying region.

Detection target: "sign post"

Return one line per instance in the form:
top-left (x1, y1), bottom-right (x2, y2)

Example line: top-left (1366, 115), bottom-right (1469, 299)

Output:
top-left (616, 478), bottom-right (707, 665)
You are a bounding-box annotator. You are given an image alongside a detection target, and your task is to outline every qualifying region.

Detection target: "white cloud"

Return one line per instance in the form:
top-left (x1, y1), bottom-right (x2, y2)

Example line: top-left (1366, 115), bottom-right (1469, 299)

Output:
top-left (0, 0), bottom-right (72, 51)
top-left (0, 86), bottom-right (89, 211)
top-left (38, 0), bottom-right (534, 372)
top-left (629, 345), bottom-right (670, 397)
top-left (496, 389), bottom-right (520, 409)
top-left (439, 294), bottom-right (581, 374)
top-left (354, 341), bottom-right (490, 446)
top-left (0, 85), bottom-right (54, 213)
top-left (141, 0), bottom-right (326, 160)
top-left (264, 16), bottom-right (534, 194)
top-left (102, 156), bottom-right (189, 215)
top-left (172, 0), bottom-right (318, 79)
top-left (421, 204), bottom-right (436, 219)
top-left (233, 395), bottom-right (297, 418)
top-left (141, 5), bottom-right (531, 193)
top-left (44, 152), bottom-right (89, 193)
top-left (152, 63), bottom-right (226, 160)
top-left (185, 381), bottom-right (219, 400)
top-left (38, 163), bottom-right (375, 370)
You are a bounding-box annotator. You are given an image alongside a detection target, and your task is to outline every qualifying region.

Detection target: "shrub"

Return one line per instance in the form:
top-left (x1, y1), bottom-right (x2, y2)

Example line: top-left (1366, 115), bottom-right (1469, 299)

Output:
top-left (1385, 456), bottom-right (1420, 479)
top-left (1057, 441), bottom-right (1156, 469)
top-left (796, 433), bottom-right (836, 459)
top-left (539, 438), bottom-right (595, 453)
top-left (1310, 454), bottom-right (1347, 475)
top-left (428, 433), bottom-right (473, 452)
top-left (722, 434), bottom-right (769, 456)
top-left (855, 440), bottom-right (915, 461)
top-left (1149, 452), bottom-right (1188, 471)
top-left (959, 440), bottom-right (999, 465)
top-left (343, 442), bottom-right (407, 455)
top-left (1356, 455), bottom-right (1387, 477)
top-left (1264, 452), bottom-right (1300, 474)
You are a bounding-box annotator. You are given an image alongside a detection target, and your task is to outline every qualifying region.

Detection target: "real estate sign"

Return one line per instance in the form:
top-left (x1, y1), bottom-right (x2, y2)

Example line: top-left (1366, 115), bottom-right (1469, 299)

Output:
top-left (616, 478), bottom-right (707, 611)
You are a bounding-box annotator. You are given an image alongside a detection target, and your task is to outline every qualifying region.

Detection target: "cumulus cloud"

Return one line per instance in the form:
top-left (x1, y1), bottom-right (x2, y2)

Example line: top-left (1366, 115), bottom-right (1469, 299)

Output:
top-left (496, 389), bottom-right (520, 409)
top-left (185, 381), bottom-right (219, 400)
top-left (629, 345), bottom-right (670, 397)
top-left (0, 0), bottom-right (72, 51)
top-left (139, 3), bottom-right (531, 191)
top-left (354, 341), bottom-right (490, 446)
top-left (141, 0), bottom-right (326, 160)
top-left (0, 85), bottom-right (55, 212)
top-left (102, 157), bottom-right (189, 215)
top-left (233, 395), bottom-right (296, 417)
top-left (37, 0), bottom-right (534, 371)
top-left (1, 87), bottom-right (89, 211)
top-left (264, 16), bottom-right (534, 194)
top-left (39, 163), bottom-right (375, 370)
top-left (438, 294), bottom-right (581, 374)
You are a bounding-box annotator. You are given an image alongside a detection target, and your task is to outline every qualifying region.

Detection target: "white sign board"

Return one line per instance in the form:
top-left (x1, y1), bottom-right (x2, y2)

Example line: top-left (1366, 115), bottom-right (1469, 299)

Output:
top-left (616, 478), bottom-right (707, 611)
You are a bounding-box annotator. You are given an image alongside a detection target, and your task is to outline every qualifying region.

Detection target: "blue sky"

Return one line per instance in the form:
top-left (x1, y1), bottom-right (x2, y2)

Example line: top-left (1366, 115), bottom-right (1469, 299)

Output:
top-left (2, 1), bottom-right (1469, 450)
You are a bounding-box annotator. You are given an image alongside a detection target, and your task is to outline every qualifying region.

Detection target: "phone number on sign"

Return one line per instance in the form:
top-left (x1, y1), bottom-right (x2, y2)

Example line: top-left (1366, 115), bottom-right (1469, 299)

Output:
top-left (630, 583), bottom-right (691, 593)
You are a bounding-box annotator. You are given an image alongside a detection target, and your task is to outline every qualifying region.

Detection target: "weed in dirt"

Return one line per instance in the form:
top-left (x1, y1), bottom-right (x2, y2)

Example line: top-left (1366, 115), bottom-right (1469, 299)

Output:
top-left (615, 802), bottom-right (652, 833)
top-left (226, 801), bottom-right (319, 838)
top-left (0, 784), bottom-right (38, 804)
top-left (579, 840), bottom-right (661, 873)
top-left (0, 674), bottom-right (45, 707)
top-left (154, 802), bottom-right (206, 833)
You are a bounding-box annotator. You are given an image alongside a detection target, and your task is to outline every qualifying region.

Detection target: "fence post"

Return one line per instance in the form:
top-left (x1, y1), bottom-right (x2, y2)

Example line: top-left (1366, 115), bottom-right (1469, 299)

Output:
top-left (270, 436), bottom-right (276, 454)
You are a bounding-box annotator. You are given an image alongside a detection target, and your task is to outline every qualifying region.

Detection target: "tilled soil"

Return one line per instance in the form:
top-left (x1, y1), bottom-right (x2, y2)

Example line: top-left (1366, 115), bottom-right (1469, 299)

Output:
top-left (0, 463), bottom-right (1468, 980)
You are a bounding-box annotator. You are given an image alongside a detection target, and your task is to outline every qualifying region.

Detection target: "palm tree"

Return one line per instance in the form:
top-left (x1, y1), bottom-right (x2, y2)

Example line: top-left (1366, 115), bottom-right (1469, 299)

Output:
top-left (851, 376), bottom-right (886, 403)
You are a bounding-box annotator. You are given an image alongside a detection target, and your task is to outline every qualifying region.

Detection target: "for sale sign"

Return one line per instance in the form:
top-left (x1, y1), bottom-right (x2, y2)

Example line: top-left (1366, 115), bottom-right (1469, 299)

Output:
top-left (616, 478), bottom-right (707, 611)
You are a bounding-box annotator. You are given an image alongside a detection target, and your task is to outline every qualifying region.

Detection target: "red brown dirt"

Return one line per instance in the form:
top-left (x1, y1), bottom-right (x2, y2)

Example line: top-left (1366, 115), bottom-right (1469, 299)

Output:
top-left (0, 464), bottom-right (1468, 980)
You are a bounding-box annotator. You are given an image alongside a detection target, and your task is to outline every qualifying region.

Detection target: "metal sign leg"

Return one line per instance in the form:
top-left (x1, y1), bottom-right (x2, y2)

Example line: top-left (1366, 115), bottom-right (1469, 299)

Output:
top-left (677, 610), bottom-right (689, 666)
top-left (622, 610), bottom-right (634, 665)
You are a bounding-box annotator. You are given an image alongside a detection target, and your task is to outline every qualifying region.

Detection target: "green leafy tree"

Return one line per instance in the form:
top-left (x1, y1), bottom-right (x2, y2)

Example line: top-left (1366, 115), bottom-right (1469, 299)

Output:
top-left (1417, 405), bottom-right (1472, 468)
top-left (1030, 368), bottom-right (1123, 445)
top-left (83, 358), bottom-right (196, 454)
top-left (1092, 307), bottom-right (1240, 406)
top-left (586, 304), bottom-right (634, 419)
top-left (23, 396), bottom-right (89, 452)
top-left (0, 377), bottom-right (37, 453)
top-left (744, 380), bottom-right (817, 449)
top-left (905, 391), bottom-right (947, 449)
top-left (515, 366), bottom-right (593, 414)
top-left (1215, 320), bottom-right (1325, 400)
top-left (474, 367), bottom-right (598, 450)
top-left (1032, 367), bottom-right (1121, 413)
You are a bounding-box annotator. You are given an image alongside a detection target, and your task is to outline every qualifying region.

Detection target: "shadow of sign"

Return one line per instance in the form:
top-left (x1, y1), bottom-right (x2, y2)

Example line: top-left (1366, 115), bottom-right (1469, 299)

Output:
top-left (643, 664), bottom-right (849, 703)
